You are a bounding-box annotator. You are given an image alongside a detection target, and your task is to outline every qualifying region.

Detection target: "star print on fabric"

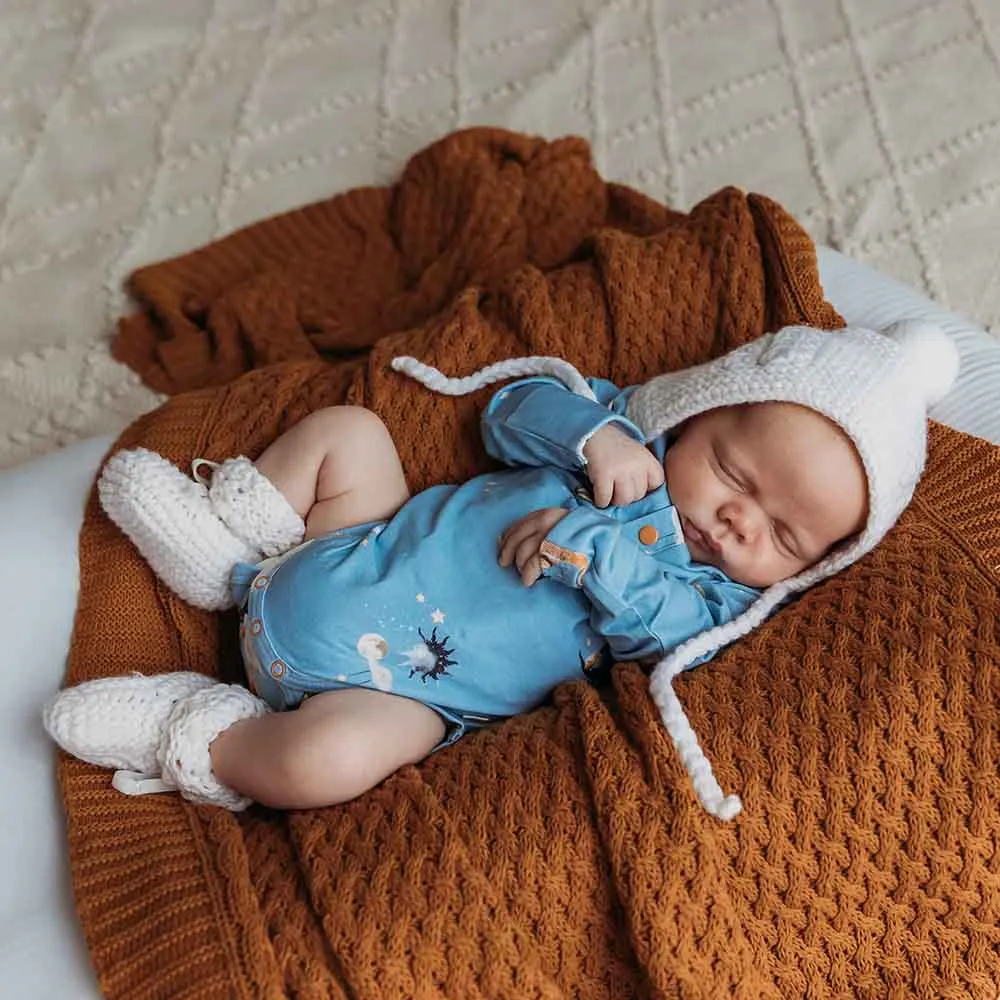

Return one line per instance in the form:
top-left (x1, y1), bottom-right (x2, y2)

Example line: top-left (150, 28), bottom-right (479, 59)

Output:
top-left (431, 609), bottom-right (446, 624)
top-left (416, 593), bottom-right (426, 603)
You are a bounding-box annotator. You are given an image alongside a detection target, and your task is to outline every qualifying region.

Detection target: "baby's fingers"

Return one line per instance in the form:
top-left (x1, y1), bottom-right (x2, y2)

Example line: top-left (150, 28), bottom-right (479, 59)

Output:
top-left (499, 517), bottom-right (533, 565)
top-left (514, 534), bottom-right (541, 575)
top-left (591, 472), bottom-right (613, 508)
top-left (520, 553), bottom-right (544, 587)
top-left (646, 459), bottom-right (665, 492)
top-left (613, 471), bottom-right (642, 507)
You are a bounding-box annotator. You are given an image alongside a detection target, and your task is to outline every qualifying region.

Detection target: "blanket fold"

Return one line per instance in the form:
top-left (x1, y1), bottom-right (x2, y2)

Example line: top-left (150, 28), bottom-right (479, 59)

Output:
top-left (62, 128), bottom-right (1000, 999)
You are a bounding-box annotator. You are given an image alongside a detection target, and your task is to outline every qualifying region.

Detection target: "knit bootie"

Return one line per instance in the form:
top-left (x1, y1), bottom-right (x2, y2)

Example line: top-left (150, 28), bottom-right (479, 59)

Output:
top-left (98, 448), bottom-right (261, 610)
top-left (157, 683), bottom-right (270, 811)
top-left (192, 456), bottom-right (305, 559)
top-left (98, 449), bottom-right (304, 611)
top-left (44, 673), bottom-right (270, 811)
top-left (42, 671), bottom-right (216, 774)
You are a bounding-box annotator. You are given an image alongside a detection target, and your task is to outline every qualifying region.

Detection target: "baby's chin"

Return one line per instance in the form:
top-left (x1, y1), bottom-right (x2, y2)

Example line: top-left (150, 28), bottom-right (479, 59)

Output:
top-left (688, 540), bottom-right (778, 588)
top-left (727, 561), bottom-right (799, 589)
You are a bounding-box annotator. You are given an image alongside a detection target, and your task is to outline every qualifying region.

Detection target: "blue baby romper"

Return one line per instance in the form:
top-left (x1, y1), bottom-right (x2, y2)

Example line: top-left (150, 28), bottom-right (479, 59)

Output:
top-left (234, 377), bottom-right (759, 744)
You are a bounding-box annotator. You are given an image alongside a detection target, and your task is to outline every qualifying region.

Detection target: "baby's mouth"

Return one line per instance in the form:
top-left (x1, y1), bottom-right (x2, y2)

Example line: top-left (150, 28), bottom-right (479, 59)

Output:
top-left (683, 518), bottom-right (721, 558)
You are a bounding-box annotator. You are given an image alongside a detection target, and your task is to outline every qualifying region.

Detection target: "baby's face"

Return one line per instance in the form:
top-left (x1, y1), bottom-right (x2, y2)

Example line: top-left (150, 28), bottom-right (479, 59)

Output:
top-left (663, 402), bottom-right (868, 588)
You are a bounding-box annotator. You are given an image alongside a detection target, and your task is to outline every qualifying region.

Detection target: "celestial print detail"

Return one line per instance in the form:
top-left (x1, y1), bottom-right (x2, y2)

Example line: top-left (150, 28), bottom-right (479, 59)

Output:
top-left (431, 608), bottom-right (446, 624)
top-left (406, 627), bottom-right (457, 682)
top-left (355, 632), bottom-right (393, 692)
top-left (400, 642), bottom-right (437, 675)
top-left (416, 593), bottom-right (426, 603)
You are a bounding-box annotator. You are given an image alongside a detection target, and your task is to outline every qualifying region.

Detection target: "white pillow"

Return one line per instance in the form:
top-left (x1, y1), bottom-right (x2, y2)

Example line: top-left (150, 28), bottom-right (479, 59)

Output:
top-left (0, 435), bottom-right (112, 1000)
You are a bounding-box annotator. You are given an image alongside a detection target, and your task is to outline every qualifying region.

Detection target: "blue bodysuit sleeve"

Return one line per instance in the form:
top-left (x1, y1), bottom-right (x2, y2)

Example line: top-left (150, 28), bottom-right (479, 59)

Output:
top-left (539, 503), bottom-right (759, 662)
top-left (481, 375), bottom-right (643, 470)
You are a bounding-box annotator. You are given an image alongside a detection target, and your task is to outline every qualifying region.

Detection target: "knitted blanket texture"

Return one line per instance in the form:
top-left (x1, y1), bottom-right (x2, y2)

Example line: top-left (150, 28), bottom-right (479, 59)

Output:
top-left (61, 129), bottom-right (1000, 999)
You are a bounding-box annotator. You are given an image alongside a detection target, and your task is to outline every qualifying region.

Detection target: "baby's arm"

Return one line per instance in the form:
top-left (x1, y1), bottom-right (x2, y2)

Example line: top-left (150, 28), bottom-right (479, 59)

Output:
top-left (480, 376), bottom-right (641, 472)
top-left (482, 376), bottom-right (663, 506)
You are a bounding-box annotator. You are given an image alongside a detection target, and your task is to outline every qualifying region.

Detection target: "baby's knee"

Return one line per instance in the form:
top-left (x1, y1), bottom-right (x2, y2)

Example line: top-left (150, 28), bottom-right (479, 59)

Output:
top-left (301, 405), bottom-right (392, 450)
top-left (301, 406), bottom-right (398, 474)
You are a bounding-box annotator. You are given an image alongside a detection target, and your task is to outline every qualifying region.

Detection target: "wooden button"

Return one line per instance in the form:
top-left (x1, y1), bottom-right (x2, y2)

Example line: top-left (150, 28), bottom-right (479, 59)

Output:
top-left (638, 524), bottom-right (659, 545)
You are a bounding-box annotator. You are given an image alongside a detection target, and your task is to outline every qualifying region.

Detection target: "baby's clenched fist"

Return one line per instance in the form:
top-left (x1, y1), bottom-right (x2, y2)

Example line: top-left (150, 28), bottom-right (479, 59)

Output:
top-left (498, 508), bottom-right (568, 586)
top-left (582, 424), bottom-right (664, 507)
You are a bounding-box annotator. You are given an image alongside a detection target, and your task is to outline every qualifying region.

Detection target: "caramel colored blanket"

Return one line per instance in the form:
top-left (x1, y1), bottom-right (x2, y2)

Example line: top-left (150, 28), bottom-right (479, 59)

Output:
top-left (62, 129), bottom-right (1000, 999)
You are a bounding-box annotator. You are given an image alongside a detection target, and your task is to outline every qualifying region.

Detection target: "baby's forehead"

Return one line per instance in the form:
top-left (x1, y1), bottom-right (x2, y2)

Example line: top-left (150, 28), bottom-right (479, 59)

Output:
top-left (718, 402), bottom-right (866, 482)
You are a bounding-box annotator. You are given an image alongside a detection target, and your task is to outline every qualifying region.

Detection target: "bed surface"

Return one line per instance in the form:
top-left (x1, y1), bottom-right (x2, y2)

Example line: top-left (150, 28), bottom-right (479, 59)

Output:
top-left (0, 0), bottom-right (998, 468)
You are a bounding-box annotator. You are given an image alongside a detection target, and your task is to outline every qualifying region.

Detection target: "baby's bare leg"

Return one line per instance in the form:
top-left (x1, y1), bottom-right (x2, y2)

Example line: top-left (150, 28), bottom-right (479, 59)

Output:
top-left (255, 406), bottom-right (409, 538)
top-left (209, 687), bottom-right (445, 809)
top-left (215, 409), bottom-right (426, 807)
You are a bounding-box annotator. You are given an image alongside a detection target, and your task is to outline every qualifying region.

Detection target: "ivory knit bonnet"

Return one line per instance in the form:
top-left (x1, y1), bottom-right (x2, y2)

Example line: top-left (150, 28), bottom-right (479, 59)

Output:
top-left (393, 319), bottom-right (960, 820)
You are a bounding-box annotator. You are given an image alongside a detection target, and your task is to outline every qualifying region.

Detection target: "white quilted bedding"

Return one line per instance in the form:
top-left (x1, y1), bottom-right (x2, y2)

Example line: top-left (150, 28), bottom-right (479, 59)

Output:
top-left (1, 0), bottom-right (998, 467)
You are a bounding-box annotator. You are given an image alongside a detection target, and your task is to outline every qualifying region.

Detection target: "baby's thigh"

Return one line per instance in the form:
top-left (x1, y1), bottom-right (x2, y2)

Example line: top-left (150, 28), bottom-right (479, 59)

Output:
top-left (259, 406), bottom-right (409, 534)
top-left (309, 407), bottom-right (409, 534)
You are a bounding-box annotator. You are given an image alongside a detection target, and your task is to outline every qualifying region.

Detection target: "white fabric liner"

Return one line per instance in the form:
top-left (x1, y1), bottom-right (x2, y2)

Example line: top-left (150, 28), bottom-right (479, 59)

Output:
top-left (2, 249), bottom-right (998, 998)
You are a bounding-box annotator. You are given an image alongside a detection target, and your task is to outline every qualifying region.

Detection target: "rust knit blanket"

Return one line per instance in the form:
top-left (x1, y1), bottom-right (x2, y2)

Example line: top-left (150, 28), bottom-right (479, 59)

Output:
top-left (62, 129), bottom-right (1000, 999)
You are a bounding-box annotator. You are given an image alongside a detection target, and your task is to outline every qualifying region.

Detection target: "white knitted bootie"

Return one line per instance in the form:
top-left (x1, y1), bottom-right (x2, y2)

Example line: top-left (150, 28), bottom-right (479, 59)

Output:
top-left (42, 672), bottom-right (215, 774)
top-left (193, 456), bottom-right (305, 558)
top-left (98, 448), bottom-right (262, 611)
top-left (157, 683), bottom-right (271, 811)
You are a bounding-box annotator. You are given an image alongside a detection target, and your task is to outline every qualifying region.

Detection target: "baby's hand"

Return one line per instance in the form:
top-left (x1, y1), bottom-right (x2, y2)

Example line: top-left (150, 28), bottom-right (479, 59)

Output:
top-left (499, 508), bottom-right (568, 587)
top-left (582, 423), bottom-right (664, 507)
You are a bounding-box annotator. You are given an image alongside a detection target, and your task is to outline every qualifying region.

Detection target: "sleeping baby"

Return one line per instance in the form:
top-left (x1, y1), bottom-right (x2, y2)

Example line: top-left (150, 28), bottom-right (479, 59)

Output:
top-left (44, 320), bottom-right (957, 820)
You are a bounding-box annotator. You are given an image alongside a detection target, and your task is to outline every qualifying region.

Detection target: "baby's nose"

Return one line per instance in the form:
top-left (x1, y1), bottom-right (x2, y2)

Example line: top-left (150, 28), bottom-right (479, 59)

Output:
top-left (722, 501), bottom-right (760, 543)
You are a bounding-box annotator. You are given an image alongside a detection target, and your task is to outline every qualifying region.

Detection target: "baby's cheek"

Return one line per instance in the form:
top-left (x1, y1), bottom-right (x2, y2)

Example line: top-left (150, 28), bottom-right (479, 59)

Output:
top-left (732, 545), bottom-right (781, 589)
top-left (766, 551), bottom-right (805, 587)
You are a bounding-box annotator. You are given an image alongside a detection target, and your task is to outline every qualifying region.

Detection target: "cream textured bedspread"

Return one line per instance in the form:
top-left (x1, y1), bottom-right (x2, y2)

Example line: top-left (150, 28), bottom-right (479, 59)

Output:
top-left (1, 0), bottom-right (998, 467)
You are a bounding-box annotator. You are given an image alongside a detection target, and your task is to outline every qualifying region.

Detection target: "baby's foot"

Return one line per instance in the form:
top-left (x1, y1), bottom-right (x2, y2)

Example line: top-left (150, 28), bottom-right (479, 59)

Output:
top-left (98, 447), bottom-right (261, 610)
top-left (42, 672), bottom-right (215, 774)
top-left (158, 683), bottom-right (270, 811)
top-left (193, 456), bottom-right (305, 559)
top-left (44, 673), bottom-right (270, 811)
